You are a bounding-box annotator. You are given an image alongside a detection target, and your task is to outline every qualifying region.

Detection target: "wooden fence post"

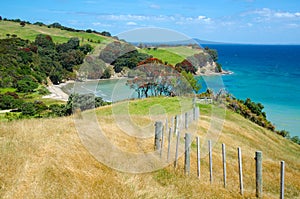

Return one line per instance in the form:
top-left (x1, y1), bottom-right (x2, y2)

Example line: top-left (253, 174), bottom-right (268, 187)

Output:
top-left (185, 112), bottom-right (188, 129)
top-left (174, 115), bottom-right (178, 135)
top-left (193, 97), bottom-right (196, 108)
top-left (209, 140), bottom-right (213, 184)
top-left (174, 131), bottom-right (180, 168)
top-left (165, 118), bottom-right (168, 135)
top-left (238, 147), bottom-right (244, 195)
top-left (184, 133), bottom-right (191, 175)
top-left (195, 107), bottom-right (200, 119)
top-left (154, 121), bottom-right (163, 151)
top-left (222, 143), bottom-right (226, 188)
top-left (255, 151), bottom-right (263, 198)
top-left (280, 161), bottom-right (285, 199)
top-left (197, 136), bottom-right (201, 179)
top-left (160, 126), bottom-right (164, 157)
top-left (167, 127), bottom-right (172, 162)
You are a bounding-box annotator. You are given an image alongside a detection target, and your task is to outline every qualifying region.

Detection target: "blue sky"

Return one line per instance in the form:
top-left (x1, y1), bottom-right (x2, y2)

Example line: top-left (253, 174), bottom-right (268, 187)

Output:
top-left (1, 0), bottom-right (300, 44)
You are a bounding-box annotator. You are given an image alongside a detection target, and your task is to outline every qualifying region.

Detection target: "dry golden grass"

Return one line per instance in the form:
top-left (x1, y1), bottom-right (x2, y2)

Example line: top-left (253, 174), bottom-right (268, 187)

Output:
top-left (0, 98), bottom-right (299, 198)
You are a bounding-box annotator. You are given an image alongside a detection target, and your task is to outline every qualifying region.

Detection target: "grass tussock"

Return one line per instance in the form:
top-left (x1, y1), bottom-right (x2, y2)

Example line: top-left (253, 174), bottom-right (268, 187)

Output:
top-left (0, 97), bottom-right (299, 198)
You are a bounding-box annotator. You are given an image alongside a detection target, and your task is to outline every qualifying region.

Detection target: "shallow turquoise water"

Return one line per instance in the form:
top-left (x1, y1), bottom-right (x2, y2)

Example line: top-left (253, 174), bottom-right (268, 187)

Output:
top-left (64, 44), bottom-right (300, 137)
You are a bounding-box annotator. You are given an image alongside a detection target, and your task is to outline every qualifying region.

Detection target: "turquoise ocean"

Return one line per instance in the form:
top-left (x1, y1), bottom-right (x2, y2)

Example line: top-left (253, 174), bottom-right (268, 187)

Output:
top-left (64, 44), bottom-right (300, 137)
top-left (200, 44), bottom-right (300, 137)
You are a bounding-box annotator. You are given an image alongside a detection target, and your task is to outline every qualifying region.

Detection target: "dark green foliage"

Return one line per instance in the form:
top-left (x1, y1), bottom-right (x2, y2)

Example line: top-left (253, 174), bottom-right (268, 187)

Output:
top-left (33, 22), bottom-right (45, 26)
top-left (102, 67), bottom-right (112, 79)
top-left (20, 102), bottom-right (37, 116)
top-left (100, 31), bottom-right (111, 37)
top-left (16, 76), bottom-right (38, 93)
top-left (56, 37), bottom-right (80, 53)
top-left (276, 130), bottom-right (290, 138)
top-left (0, 35), bottom-right (90, 88)
top-left (112, 50), bottom-right (150, 73)
top-left (65, 93), bottom-right (110, 114)
top-left (48, 104), bottom-right (66, 117)
top-left (216, 63), bottom-right (223, 72)
top-left (226, 96), bottom-right (275, 131)
top-left (290, 136), bottom-right (300, 145)
top-left (243, 98), bottom-right (266, 118)
top-left (0, 93), bottom-right (22, 110)
top-left (60, 50), bottom-right (85, 71)
top-left (79, 44), bottom-right (92, 55)
top-left (20, 21), bottom-right (26, 27)
top-left (204, 47), bottom-right (218, 62)
top-left (181, 71), bottom-right (201, 93)
top-left (99, 41), bottom-right (136, 64)
top-left (34, 34), bottom-right (55, 49)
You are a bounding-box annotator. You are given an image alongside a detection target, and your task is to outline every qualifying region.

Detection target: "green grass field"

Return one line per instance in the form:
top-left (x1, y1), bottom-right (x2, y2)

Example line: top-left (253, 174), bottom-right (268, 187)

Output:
top-left (139, 48), bottom-right (185, 65)
top-left (0, 20), bottom-right (108, 46)
top-left (139, 46), bottom-right (203, 65)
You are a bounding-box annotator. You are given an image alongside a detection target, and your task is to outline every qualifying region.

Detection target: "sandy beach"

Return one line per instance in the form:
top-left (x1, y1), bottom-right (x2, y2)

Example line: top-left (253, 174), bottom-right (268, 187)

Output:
top-left (42, 81), bottom-right (73, 102)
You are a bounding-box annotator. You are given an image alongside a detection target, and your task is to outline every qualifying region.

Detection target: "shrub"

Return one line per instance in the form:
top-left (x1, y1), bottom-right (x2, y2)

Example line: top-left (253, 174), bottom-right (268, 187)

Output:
top-left (16, 77), bottom-right (38, 93)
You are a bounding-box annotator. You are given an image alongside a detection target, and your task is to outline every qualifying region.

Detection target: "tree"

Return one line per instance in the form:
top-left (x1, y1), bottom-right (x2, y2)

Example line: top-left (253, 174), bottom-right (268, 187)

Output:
top-left (126, 61), bottom-right (193, 98)
top-left (16, 77), bottom-right (38, 93)
top-left (20, 21), bottom-right (26, 27)
top-left (102, 66), bottom-right (113, 79)
top-left (101, 31), bottom-right (111, 37)
top-left (99, 41), bottom-right (136, 64)
top-left (204, 47), bottom-right (218, 62)
top-left (79, 44), bottom-right (92, 55)
top-left (181, 71), bottom-right (201, 93)
top-left (20, 102), bottom-right (36, 116)
top-left (65, 93), bottom-right (108, 114)
top-left (34, 34), bottom-right (55, 49)
top-left (175, 59), bottom-right (197, 74)
top-left (277, 130), bottom-right (290, 138)
top-left (290, 136), bottom-right (300, 145)
top-left (112, 50), bottom-right (150, 73)
top-left (56, 37), bottom-right (80, 53)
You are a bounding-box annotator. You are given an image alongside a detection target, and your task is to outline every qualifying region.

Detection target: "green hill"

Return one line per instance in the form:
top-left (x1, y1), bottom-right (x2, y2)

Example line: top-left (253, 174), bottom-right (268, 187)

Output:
top-left (0, 20), bottom-right (108, 46)
top-left (0, 97), bottom-right (299, 198)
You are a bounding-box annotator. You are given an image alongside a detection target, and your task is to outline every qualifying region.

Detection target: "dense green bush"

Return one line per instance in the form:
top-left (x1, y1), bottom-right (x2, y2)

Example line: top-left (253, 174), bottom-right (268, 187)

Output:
top-left (16, 76), bottom-right (38, 93)
top-left (0, 35), bottom-right (91, 88)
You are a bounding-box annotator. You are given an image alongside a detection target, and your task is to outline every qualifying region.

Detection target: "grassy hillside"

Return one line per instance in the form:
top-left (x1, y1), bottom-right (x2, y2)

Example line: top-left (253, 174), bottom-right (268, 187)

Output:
top-left (139, 46), bottom-right (203, 65)
top-left (1, 97), bottom-right (299, 198)
top-left (0, 20), bottom-right (109, 46)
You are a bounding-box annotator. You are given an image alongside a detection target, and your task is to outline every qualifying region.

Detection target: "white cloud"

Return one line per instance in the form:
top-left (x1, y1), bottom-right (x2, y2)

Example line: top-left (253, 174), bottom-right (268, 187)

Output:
top-left (197, 16), bottom-right (206, 20)
top-left (96, 14), bottom-right (212, 25)
top-left (126, 21), bottom-right (137, 26)
top-left (149, 4), bottom-right (160, 9)
top-left (243, 8), bottom-right (300, 20)
top-left (92, 22), bottom-right (112, 27)
top-left (274, 12), bottom-right (296, 18)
